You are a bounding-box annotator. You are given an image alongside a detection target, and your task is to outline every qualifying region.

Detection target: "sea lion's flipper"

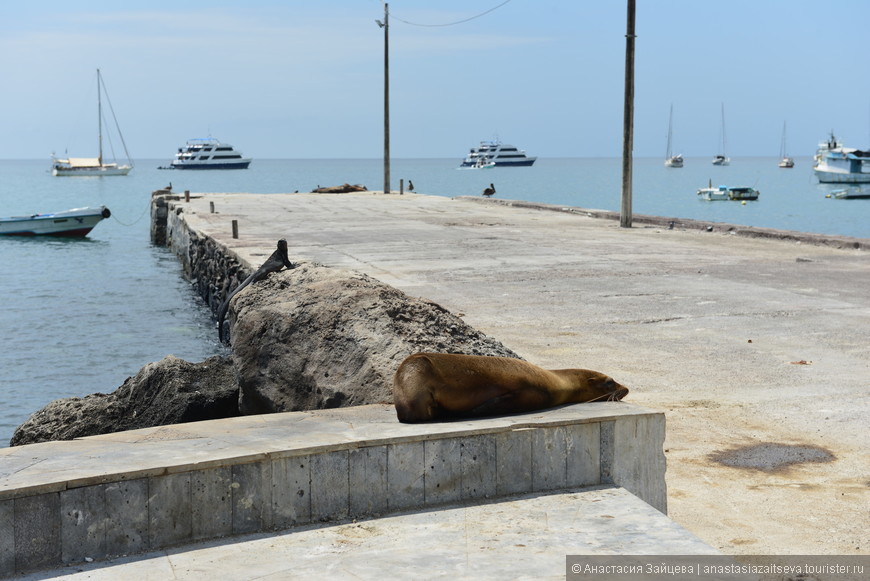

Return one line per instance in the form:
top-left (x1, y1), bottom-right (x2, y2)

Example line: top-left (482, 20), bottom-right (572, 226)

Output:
top-left (217, 239), bottom-right (295, 343)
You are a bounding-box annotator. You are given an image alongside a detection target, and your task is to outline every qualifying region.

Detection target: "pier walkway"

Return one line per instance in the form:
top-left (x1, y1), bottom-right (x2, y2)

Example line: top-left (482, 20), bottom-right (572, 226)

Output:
top-left (162, 190), bottom-right (869, 556)
top-left (6, 190), bottom-right (867, 578)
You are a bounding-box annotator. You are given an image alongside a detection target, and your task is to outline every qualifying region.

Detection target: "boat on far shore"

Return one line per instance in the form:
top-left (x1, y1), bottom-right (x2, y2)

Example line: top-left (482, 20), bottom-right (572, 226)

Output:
top-left (712, 103), bottom-right (731, 166)
top-left (166, 138), bottom-right (252, 169)
top-left (0, 206), bottom-right (111, 237)
top-left (664, 104), bottom-right (683, 168)
top-left (697, 181), bottom-right (759, 201)
top-left (778, 121), bottom-right (794, 168)
top-left (459, 140), bottom-right (536, 168)
top-left (829, 187), bottom-right (870, 200)
top-left (52, 69), bottom-right (133, 177)
top-left (813, 132), bottom-right (870, 183)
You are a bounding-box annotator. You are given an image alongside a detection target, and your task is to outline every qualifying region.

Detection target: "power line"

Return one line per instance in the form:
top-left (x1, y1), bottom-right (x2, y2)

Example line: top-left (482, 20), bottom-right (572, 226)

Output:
top-left (392, 0), bottom-right (513, 28)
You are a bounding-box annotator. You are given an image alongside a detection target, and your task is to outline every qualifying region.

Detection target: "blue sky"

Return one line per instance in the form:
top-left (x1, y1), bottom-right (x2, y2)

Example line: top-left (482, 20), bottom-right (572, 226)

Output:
top-left (1, 0), bottom-right (868, 160)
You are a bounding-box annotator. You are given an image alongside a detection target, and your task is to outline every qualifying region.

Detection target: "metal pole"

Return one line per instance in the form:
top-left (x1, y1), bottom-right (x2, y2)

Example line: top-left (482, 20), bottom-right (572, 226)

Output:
top-left (620, 0), bottom-right (636, 228)
top-left (97, 69), bottom-right (103, 165)
top-left (383, 3), bottom-right (391, 195)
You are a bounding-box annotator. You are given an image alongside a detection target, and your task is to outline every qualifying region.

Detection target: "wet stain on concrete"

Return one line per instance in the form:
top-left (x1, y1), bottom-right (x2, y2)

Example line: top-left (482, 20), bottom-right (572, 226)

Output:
top-left (708, 442), bottom-right (836, 473)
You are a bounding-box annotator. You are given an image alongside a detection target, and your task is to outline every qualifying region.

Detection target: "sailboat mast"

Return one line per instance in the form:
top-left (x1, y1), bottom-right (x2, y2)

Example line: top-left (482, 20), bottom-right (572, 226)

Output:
top-left (97, 68), bottom-right (103, 164)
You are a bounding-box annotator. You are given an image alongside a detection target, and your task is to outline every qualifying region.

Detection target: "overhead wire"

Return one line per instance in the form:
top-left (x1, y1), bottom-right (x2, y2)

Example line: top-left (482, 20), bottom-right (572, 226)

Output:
top-left (391, 0), bottom-right (513, 28)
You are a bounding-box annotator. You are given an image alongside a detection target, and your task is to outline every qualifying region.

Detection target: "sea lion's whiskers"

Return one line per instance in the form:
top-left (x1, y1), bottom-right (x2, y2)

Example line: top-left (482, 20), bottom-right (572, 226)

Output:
top-left (586, 388), bottom-right (629, 403)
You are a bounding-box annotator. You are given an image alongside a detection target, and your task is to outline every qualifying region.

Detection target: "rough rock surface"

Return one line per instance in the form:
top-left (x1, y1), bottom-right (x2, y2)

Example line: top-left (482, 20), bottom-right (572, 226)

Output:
top-left (229, 262), bottom-right (519, 415)
top-left (10, 355), bottom-right (239, 446)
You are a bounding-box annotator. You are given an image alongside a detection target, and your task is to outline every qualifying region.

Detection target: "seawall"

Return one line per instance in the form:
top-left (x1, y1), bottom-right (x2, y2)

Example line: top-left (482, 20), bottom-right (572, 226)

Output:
top-left (151, 189), bottom-right (252, 315)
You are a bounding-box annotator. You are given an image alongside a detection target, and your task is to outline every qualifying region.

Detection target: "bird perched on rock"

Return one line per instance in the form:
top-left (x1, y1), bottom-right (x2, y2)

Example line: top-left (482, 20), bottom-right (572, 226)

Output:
top-left (482, 183), bottom-right (496, 197)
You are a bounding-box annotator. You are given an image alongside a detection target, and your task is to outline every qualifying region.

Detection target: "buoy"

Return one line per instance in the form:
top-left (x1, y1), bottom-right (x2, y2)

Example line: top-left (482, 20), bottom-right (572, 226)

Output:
top-left (741, 201), bottom-right (747, 205)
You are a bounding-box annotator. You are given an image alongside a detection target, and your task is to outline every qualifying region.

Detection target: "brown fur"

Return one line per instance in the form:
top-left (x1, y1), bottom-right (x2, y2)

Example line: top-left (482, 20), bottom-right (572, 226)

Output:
top-left (392, 353), bottom-right (628, 423)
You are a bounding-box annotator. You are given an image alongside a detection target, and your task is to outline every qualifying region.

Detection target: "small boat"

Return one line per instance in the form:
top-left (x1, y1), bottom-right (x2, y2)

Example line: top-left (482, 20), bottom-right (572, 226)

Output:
top-left (169, 138), bottom-right (252, 169)
top-left (459, 140), bottom-right (536, 168)
top-left (829, 188), bottom-right (870, 199)
top-left (697, 181), bottom-right (729, 201)
top-left (0, 206), bottom-right (111, 237)
top-left (726, 186), bottom-right (759, 201)
top-left (697, 181), bottom-right (759, 201)
top-left (712, 103), bottom-right (731, 166)
top-left (52, 70), bottom-right (132, 177)
top-left (813, 132), bottom-right (870, 183)
top-left (664, 104), bottom-right (683, 168)
top-left (778, 121), bottom-right (794, 168)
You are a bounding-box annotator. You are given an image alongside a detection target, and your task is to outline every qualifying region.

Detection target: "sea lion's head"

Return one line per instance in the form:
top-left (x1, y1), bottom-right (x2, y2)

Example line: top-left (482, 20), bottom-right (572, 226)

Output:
top-left (556, 369), bottom-right (630, 403)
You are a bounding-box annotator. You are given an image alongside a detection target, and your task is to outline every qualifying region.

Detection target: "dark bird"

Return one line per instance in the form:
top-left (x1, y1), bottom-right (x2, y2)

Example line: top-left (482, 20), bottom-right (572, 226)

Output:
top-left (408, 180), bottom-right (414, 192)
top-left (217, 239), bottom-right (295, 343)
top-left (482, 183), bottom-right (496, 197)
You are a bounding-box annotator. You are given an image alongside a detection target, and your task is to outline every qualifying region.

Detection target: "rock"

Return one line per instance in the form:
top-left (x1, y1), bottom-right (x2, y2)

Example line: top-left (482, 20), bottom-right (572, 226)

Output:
top-left (228, 262), bottom-right (519, 415)
top-left (12, 261), bottom-right (519, 444)
top-left (10, 355), bottom-right (239, 446)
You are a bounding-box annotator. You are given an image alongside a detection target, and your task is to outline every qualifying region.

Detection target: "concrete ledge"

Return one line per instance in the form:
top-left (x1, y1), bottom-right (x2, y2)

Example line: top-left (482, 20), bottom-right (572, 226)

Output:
top-left (22, 487), bottom-right (717, 581)
top-left (0, 402), bottom-right (665, 575)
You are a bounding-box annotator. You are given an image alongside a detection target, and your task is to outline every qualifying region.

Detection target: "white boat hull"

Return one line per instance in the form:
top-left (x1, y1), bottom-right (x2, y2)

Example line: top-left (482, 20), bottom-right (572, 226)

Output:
top-left (52, 164), bottom-right (132, 177)
top-left (814, 167), bottom-right (870, 183)
top-left (697, 185), bottom-right (758, 201)
top-left (0, 206), bottom-right (111, 237)
top-left (697, 187), bottom-right (729, 201)
top-left (813, 133), bottom-right (870, 183)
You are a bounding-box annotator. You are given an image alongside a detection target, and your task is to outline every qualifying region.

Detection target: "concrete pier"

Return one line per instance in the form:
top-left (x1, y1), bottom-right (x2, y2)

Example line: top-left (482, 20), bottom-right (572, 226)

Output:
top-left (154, 190), bottom-right (869, 556)
top-left (3, 189), bottom-right (867, 577)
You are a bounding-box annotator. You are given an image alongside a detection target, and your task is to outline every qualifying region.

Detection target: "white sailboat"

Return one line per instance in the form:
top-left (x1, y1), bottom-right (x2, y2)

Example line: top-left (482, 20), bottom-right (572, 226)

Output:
top-left (712, 103), bottom-right (730, 166)
top-left (664, 104), bottom-right (683, 168)
top-left (778, 121), bottom-right (794, 168)
top-left (52, 69), bottom-right (133, 176)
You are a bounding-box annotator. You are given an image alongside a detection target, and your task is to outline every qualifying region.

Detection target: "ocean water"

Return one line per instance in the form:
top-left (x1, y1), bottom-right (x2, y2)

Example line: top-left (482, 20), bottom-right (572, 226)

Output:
top-left (0, 157), bottom-right (866, 446)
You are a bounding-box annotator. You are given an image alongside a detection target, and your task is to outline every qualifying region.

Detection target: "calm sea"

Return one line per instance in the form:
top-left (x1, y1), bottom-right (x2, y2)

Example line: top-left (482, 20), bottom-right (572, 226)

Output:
top-left (1, 157), bottom-right (867, 445)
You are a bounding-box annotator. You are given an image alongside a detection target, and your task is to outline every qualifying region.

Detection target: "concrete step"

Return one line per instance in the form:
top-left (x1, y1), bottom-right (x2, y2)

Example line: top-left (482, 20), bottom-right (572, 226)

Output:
top-left (19, 486), bottom-right (718, 581)
top-left (1, 403), bottom-right (669, 576)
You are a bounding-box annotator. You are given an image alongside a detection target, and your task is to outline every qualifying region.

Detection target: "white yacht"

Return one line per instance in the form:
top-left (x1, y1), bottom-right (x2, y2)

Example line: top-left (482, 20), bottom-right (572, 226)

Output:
top-left (664, 104), bottom-right (683, 167)
top-left (459, 141), bottom-right (536, 167)
top-left (712, 103), bottom-right (731, 166)
top-left (52, 69), bottom-right (133, 177)
top-left (813, 132), bottom-right (870, 183)
top-left (169, 138), bottom-right (252, 169)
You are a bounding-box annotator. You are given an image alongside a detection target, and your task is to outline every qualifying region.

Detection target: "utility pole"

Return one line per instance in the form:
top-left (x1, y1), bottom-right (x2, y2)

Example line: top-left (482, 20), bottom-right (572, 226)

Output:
top-left (620, 0), bottom-right (636, 228)
top-left (377, 3), bottom-right (391, 195)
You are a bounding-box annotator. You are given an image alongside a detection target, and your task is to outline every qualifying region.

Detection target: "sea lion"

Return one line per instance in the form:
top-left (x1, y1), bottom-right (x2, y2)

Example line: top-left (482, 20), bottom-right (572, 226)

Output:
top-left (392, 352), bottom-right (629, 423)
top-left (217, 239), bottom-right (295, 343)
